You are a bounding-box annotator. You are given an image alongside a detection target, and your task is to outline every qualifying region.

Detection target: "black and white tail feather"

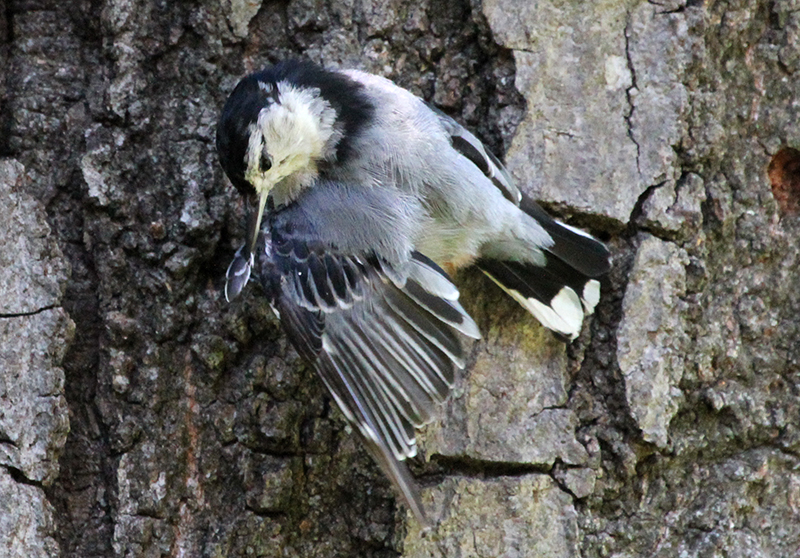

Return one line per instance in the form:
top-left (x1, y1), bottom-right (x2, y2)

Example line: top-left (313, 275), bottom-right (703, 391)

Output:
top-left (431, 103), bottom-right (608, 340)
top-left (477, 197), bottom-right (609, 341)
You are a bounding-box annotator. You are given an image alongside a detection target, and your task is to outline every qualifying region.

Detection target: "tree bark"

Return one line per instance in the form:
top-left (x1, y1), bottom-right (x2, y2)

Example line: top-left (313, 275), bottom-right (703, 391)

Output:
top-left (2, 0), bottom-right (799, 556)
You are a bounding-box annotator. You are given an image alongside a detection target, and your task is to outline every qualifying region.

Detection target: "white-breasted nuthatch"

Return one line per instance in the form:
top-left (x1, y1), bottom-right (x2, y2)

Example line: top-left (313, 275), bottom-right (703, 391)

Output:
top-left (216, 60), bottom-right (610, 523)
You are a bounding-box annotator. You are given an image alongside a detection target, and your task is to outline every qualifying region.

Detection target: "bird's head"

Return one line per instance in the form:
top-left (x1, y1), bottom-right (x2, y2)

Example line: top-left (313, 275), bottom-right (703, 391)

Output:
top-left (216, 70), bottom-right (342, 254)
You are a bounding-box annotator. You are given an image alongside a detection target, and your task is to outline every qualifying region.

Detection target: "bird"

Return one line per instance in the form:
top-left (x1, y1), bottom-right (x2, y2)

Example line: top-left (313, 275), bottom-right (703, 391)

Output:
top-left (216, 60), bottom-right (610, 524)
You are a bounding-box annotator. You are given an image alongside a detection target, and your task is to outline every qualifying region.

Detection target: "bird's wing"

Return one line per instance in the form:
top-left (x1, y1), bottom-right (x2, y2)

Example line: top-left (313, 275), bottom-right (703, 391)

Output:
top-left (427, 104), bottom-right (521, 205)
top-left (425, 104), bottom-right (610, 280)
top-left (258, 212), bottom-right (479, 523)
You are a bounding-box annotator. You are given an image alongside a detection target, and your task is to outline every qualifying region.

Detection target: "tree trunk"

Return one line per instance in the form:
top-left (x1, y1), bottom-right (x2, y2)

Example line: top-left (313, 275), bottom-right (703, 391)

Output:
top-left (2, 0), bottom-right (799, 556)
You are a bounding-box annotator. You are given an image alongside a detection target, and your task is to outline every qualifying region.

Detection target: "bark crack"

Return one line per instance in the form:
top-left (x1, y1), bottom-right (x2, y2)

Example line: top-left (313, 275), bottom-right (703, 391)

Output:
top-left (0, 304), bottom-right (58, 319)
top-left (623, 13), bottom-right (641, 176)
top-left (627, 181), bottom-right (668, 230)
top-left (429, 454), bottom-right (553, 478)
top-left (2, 464), bottom-right (45, 489)
top-left (647, 0), bottom-right (690, 15)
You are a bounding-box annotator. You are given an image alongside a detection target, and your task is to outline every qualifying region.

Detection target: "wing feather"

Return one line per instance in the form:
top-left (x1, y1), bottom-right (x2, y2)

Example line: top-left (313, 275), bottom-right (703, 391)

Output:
top-left (428, 103), bottom-right (521, 204)
top-left (259, 218), bottom-right (478, 524)
top-left (343, 320), bottom-right (437, 426)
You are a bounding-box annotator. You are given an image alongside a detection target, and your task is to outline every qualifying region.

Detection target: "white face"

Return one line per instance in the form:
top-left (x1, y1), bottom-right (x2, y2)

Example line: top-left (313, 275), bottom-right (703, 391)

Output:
top-left (243, 82), bottom-right (341, 202)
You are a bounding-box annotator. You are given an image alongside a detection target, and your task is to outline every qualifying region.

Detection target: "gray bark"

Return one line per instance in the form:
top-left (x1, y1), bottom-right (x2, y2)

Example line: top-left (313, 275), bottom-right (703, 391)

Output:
top-left (2, 0), bottom-right (799, 556)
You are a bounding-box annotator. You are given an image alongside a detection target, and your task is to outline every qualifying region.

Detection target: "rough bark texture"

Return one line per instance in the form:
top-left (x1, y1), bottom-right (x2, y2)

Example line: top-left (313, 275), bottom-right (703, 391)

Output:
top-left (2, 0), bottom-right (799, 556)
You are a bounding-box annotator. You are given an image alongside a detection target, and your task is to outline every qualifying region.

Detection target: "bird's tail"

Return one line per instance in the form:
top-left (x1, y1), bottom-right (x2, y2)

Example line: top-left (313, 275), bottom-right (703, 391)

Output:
top-left (477, 197), bottom-right (610, 341)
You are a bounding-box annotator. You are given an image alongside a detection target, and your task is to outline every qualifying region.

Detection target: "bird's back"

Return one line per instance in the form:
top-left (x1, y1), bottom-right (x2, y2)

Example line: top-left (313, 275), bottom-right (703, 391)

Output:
top-left (336, 70), bottom-right (539, 269)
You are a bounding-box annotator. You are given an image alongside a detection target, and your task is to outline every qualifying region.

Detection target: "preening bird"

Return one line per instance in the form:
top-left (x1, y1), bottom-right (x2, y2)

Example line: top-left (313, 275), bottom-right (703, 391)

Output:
top-left (216, 60), bottom-right (610, 523)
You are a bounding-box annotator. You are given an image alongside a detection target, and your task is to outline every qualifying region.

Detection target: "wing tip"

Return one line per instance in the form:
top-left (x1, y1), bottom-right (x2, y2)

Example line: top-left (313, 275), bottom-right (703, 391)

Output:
top-left (519, 197), bottom-right (612, 278)
top-left (357, 421), bottom-right (431, 526)
top-left (458, 312), bottom-right (482, 340)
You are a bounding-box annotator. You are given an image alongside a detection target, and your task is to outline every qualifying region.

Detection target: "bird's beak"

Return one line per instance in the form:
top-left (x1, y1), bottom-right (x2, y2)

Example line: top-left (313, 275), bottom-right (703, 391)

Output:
top-left (245, 188), bottom-right (270, 257)
top-left (225, 188), bottom-right (269, 302)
